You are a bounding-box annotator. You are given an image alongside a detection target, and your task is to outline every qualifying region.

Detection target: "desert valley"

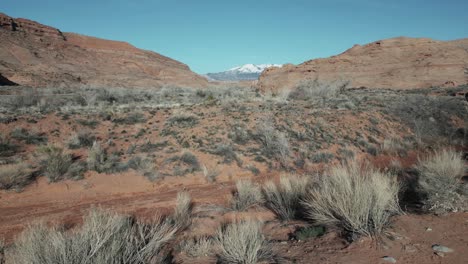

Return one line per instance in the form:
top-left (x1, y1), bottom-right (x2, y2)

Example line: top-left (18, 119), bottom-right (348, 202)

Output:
top-left (0, 10), bottom-right (467, 264)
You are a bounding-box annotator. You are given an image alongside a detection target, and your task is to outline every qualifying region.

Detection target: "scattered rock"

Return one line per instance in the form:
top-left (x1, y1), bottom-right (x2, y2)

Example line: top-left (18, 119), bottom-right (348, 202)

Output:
top-left (425, 227), bottom-right (432, 232)
top-left (432, 244), bottom-right (454, 253)
top-left (382, 256), bottom-right (397, 263)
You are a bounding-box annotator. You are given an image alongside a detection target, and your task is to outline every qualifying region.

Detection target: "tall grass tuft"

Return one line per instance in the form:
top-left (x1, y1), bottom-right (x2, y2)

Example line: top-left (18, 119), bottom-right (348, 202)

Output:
top-left (303, 160), bottom-right (400, 238)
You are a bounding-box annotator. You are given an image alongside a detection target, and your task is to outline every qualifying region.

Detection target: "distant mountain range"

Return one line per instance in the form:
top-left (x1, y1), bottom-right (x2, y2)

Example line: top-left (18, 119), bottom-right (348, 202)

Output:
top-left (205, 64), bottom-right (282, 81)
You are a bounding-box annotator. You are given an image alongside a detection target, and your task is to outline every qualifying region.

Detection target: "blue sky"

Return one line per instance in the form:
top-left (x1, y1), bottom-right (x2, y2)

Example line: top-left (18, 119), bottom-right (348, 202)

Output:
top-left (2, 0), bottom-right (467, 73)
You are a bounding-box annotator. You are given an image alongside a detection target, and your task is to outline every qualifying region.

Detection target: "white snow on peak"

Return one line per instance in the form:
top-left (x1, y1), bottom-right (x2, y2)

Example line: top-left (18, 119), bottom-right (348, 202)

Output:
top-left (228, 64), bottom-right (282, 73)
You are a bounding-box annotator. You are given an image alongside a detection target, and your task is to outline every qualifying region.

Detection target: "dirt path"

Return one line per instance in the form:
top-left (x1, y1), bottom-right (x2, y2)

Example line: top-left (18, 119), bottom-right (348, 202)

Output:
top-left (0, 171), bottom-right (232, 243)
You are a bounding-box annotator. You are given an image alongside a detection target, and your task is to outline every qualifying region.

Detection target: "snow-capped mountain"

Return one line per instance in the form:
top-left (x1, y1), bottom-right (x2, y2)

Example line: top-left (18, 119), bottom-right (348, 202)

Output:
top-left (205, 64), bottom-right (282, 81)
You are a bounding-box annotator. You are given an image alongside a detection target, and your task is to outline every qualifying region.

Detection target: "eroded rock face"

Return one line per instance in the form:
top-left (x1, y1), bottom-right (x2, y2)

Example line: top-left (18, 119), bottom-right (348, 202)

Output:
top-left (0, 13), bottom-right (208, 88)
top-left (257, 37), bottom-right (468, 93)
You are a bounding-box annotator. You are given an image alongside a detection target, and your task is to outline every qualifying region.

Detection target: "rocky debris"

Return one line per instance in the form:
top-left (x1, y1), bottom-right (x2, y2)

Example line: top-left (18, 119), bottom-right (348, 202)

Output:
top-left (0, 12), bottom-right (209, 88)
top-left (381, 256), bottom-right (397, 263)
top-left (432, 244), bottom-right (454, 253)
top-left (257, 37), bottom-right (468, 93)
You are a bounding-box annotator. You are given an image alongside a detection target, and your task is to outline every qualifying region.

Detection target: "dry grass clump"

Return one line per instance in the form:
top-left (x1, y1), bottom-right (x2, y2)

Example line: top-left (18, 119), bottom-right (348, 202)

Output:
top-left (303, 160), bottom-right (400, 238)
top-left (262, 175), bottom-right (310, 220)
top-left (231, 179), bottom-right (264, 211)
top-left (40, 145), bottom-right (73, 182)
top-left (87, 142), bottom-right (126, 173)
top-left (173, 191), bottom-right (193, 229)
top-left (180, 236), bottom-right (215, 258)
top-left (9, 208), bottom-right (178, 264)
top-left (67, 131), bottom-right (95, 149)
top-left (215, 220), bottom-right (273, 264)
top-left (381, 137), bottom-right (410, 156)
top-left (10, 128), bottom-right (47, 145)
top-left (415, 149), bottom-right (466, 212)
top-left (0, 134), bottom-right (17, 157)
top-left (255, 120), bottom-right (290, 167)
top-left (127, 155), bottom-right (159, 181)
top-left (0, 163), bottom-right (34, 190)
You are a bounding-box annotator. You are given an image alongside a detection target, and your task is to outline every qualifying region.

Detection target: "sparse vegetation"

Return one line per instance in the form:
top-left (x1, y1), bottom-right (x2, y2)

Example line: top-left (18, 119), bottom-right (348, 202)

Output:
top-left (127, 155), bottom-right (158, 181)
top-left (262, 175), bottom-right (310, 220)
top-left (10, 208), bottom-right (178, 264)
top-left (67, 131), bottom-right (95, 149)
top-left (167, 113), bottom-right (198, 128)
top-left (255, 120), bottom-right (290, 167)
top-left (303, 160), bottom-right (401, 238)
top-left (11, 128), bottom-right (47, 145)
top-left (112, 112), bottom-right (146, 125)
top-left (231, 179), bottom-right (264, 211)
top-left (173, 191), bottom-right (193, 229)
top-left (40, 145), bottom-right (73, 182)
top-left (0, 163), bottom-right (34, 190)
top-left (87, 142), bottom-right (126, 173)
top-left (415, 149), bottom-right (466, 213)
top-left (211, 144), bottom-right (242, 166)
top-left (0, 134), bottom-right (17, 157)
top-left (216, 221), bottom-right (274, 264)
top-left (202, 164), bottom-right (219, 183)
top-left (293, 225), bottom-right (326, 241)
top-left (180, 236), bottom-right (215, 258)
top-left (288, 78), bottom-right (348, 100)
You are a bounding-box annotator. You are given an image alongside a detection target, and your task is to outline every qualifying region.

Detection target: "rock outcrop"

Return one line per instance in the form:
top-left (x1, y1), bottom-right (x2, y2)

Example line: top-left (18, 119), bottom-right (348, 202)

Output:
top-left (257, 37), bottom-right (468, 93)
top-left (0, 13), bottom-right (208, 88)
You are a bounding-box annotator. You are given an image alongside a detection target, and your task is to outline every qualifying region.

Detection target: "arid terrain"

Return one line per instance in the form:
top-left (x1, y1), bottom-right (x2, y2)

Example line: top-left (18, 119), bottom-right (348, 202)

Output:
top-left (0, 12), bottom-right (467, 264)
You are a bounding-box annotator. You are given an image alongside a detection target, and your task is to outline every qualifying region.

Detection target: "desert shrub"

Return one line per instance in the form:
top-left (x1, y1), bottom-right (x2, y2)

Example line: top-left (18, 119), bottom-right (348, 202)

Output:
top-left (293, 225), bottom-right (326, 241)
top-left (381, 137), bottom-right (409, 156)
top-left (255, 120), bottom-right (289, 167)
top-left (202, 164), bottom-right (219, 183)
top-left (263, 175), bottom-right (310, 220)
top-left (210, 144), bottom-right (242, 166)
top-left (67, 131), bottom-right (95, 149)
top-left (166, 113), bottom-right (198, 128)
top-left (216, 221), bottom-right (273, 264)
top-left (166, 151), bottom-right (201, 176)
top-left (10, 128), bottom-right (47, 145)
top-left (303, 160), bottom-right (401, 238)
top-left (0, 163), bottom-right (34, 190)
top-left (310, 152), bottom-right (335, 163)
top-left (112, 112), bottom-right (146, 125)
top-left (9, 208), bottom-right (178, 263)
top-left (180, 236), bottom-right (214, 258)
top-left (87, 142), bottom-right (126, 173)
top-left (127, 156), bottom-right (158, 181)
top-left (76, 119), bottom-right (100, 128)
top-left (288, 78), bottom-right (348, 100)
top-left (66, 161), bottom-right (87, 181)
top-left (415, 149), bottom-right (466, 212)
top-left (231, 180), bottom-right (264, 211)
top-left (0, 135), bottom-right (17, 157)
top-left (228, 125), bottom-right (251, 145)
top-left (173, 191), bottom-right (193, 229)
top-left (139, 140), bottom-right (168, 153)
top-left (40, 145), bottom-right (73, 182)
top-left (389, 94), bottom-right (467, 145)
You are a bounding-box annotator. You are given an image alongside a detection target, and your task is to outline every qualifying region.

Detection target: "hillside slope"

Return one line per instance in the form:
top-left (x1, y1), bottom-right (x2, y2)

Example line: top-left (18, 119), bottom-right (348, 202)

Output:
top-left (0, 13), bottom-right (208, 88)
top-left (257, 37), bottom-right (468, 93)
